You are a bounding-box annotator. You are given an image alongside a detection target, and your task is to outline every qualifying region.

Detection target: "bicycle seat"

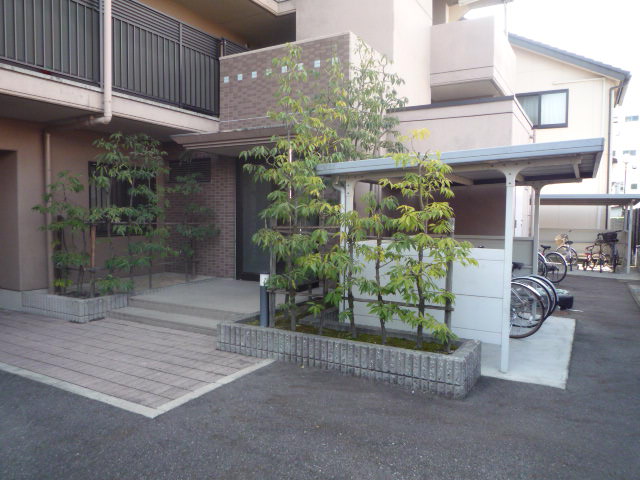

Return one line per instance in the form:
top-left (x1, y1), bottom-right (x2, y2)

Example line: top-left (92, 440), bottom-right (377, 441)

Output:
top-left (540, 244), bottom-right (551, 250)
top-left (566, 240), bottom-right (574, 245)
top-left (512, 262), bottom-right (525, 271)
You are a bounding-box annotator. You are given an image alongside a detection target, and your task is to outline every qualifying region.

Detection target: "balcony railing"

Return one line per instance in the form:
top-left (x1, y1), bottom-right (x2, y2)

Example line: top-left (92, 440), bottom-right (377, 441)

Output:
top-left (0, 0), bottom-right (221, 116)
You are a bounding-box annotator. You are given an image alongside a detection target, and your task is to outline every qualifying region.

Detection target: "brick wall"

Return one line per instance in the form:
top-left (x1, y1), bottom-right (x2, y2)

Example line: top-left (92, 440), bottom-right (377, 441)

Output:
top-left (219, 33), bottom-right (352, 131)
top-left (166, 155), bottom-right (236, 278)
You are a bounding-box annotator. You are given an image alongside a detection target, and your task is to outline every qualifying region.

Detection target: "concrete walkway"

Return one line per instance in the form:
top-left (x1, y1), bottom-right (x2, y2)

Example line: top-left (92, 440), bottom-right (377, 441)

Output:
top-left (0, 311), bottom-right (270, 417)
top-left (482, 315), bottom-right (576, 388)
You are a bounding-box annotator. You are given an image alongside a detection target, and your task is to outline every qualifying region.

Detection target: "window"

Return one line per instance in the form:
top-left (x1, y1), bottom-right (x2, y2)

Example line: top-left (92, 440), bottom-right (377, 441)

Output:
top-left (516, 90), bottom-right (568, 128)
top-left (168, 158), bottom-right (212, 183)
top-left (625, 115), bottom-right (639, 122)
top-left (88, 162), bottom-right (156, 235)
top-left (631, 184), bottom-right (638, 190)
top-left (622, 150), bottom-right (637, 156)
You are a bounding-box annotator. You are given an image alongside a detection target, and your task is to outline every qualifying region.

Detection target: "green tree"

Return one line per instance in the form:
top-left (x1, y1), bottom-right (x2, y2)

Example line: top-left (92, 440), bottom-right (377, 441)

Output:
top-left (33, 171), bottom-right (89, 295)
top-left (90, 133), bottom-right (169, 293)
top-left (384, 129), bottom-right (477, 349)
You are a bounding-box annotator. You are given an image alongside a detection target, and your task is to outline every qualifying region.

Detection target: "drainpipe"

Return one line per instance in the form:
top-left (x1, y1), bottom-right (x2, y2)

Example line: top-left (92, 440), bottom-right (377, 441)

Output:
top-left (43, 132), bottom-right (54, 291)
top-left (42, 0), bottom-right (113, 290)
top-left (605, 84), bottom-right (621, 229)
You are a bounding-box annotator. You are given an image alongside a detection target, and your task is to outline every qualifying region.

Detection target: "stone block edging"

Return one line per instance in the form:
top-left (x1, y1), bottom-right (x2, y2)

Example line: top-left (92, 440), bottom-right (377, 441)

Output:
top-left (217, 323), bottom-right (481, 399)
top-left (21, 292), bottom-right (128, 323)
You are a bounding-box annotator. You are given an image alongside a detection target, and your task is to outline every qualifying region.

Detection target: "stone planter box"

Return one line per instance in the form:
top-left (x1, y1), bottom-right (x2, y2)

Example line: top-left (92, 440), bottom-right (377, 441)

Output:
top-left (217, 323), bottom-right (481, 399)
top-left (22, 291), bottom-right (128, 323)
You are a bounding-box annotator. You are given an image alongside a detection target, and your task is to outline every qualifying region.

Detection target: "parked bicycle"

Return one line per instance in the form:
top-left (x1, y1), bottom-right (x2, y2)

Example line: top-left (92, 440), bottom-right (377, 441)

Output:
top-left (555, 231), bottom-right (578, 268)
top-left (538, 245), bottom-right (568, 283)
top-left (510, 263), bottom-right (559, 338)
top-left (583, 231), bottom-right (620, 273)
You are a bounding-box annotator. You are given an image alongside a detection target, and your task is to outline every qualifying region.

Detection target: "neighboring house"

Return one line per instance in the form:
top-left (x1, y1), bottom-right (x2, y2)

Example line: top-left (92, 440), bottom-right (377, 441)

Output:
top-left (0, 0), bottom-right (629, 311)
top-left (507, 34), bottom-right (631, 248)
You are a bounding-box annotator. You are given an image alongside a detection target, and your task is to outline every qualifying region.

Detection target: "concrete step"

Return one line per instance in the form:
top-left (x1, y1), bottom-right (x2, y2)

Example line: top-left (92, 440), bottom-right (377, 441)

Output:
top-left (107, 306), bottom-right (228, 336)
top-left (128, 297), bottom-right (255, 322)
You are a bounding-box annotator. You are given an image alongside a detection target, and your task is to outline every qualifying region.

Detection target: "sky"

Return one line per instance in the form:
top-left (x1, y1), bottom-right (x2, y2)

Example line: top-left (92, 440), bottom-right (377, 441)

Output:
top-left (465, 0), bottom-right (640, 113)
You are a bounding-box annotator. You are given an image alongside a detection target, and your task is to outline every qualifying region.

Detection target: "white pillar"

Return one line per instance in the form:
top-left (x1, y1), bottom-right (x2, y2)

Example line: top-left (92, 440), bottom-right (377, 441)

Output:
top-left (499, 167), bottom-right (521, 373)
top-left (626, 203), bottom-right (633, 275)
top-left (532, 185), bottom-right (541, 275)
top-left (344, 179), bottom-right (356, 213)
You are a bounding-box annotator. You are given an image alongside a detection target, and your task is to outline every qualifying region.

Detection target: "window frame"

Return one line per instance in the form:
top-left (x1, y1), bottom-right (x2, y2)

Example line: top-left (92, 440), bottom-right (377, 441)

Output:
top-left (516, 89), bottom-right (569, 129)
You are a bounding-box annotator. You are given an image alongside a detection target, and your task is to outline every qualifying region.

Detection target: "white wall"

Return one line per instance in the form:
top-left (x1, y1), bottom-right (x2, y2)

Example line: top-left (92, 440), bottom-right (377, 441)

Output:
top-left (349, 243), bottom-right (506, 345)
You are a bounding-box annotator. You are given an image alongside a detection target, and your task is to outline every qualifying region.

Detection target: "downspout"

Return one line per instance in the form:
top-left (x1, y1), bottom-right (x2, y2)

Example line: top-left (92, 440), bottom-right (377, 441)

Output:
top-left (605, 84), bottom-right (621, 229)
top-left (42, 0), bottom-right (113, 290)
top-left (44, 132), bottom-right (54, 291)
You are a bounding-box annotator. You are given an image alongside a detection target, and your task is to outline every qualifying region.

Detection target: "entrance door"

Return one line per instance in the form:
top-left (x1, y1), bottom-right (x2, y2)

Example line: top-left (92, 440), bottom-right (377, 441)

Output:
top-left (236, 162), bottom-right (271, 280)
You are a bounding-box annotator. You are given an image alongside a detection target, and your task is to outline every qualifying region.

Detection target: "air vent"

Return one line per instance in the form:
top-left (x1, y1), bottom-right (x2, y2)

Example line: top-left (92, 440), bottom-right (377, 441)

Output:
top-left (168, 158), bottom-right (212, 183)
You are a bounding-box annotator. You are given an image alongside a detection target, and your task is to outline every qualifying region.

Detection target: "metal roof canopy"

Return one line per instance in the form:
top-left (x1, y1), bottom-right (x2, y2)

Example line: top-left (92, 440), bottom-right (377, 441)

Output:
top-left (540, 194), bottom-right (640, 207)
top-left (316, 138), bottom-right (604, 186)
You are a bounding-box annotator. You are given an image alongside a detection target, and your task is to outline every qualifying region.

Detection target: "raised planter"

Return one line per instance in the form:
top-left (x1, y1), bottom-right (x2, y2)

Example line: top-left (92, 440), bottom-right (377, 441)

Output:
top-left (21, 291), bottom-right (128, 323)
top-left (217, 323), bottom-right (481, 399)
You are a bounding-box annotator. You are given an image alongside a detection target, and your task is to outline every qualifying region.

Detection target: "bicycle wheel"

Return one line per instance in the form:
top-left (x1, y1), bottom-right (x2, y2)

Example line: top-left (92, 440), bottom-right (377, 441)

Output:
top-left (556, 246), bottom-right (578, 267)
top-left (530, 274), bottom-right (559, 313)
top-left (544, 252), bottom-right (567, 283)
top-left (512, 276), bottom-right (554, 319)
top-left (510, 281), bottom-right (545, 338)
top-left (537, 253), bottom-right (547, 276)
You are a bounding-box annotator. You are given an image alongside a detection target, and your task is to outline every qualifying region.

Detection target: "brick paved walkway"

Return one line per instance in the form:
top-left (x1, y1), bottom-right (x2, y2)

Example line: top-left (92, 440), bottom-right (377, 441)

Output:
top-left (0, 311), bottom-right (270, 417)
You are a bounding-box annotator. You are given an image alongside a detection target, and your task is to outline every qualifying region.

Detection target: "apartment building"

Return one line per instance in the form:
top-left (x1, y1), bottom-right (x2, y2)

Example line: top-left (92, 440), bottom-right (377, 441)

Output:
top-left (0, 0), bottom-right (629, 307)
top-left (612, 112), bottom-right (640, 194)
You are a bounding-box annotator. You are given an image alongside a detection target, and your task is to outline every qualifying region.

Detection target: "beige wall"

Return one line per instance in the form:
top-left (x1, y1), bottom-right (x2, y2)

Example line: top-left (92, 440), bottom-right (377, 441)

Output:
top-left (395, 98), bottom-right (533, 153)
top-left (296, 0), bottom-right (395, 59)
top-left (0, 118), bottom-right (47, 291)
top-left (513, 46), bottom-right (617, 231)
top-left (0, 118), bottom-right (175, 291)
top-left (296, 0), bottom-right (432, 105)
top-left (431, 17), bottom-right (515, 102)
top-left (138, 0), bottom-right (245, 43)
top-left (0, 151), bottom-right (20, 290)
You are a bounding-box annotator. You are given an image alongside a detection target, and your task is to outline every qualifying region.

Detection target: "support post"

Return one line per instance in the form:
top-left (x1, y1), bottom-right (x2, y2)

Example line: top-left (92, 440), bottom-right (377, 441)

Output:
top-left (531, 185), bottom-right (541, 275)
top-left (626, 203), bottom-right (633, 275)
top-left (498, 167), bottom-right (521, 373)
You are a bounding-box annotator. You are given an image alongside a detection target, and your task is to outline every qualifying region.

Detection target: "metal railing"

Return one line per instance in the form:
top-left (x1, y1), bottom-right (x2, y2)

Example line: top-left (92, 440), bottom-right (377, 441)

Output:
top-left (0, 0), bottom-right (101, 83)
top-left (0, 0), bottom-right (221, 115)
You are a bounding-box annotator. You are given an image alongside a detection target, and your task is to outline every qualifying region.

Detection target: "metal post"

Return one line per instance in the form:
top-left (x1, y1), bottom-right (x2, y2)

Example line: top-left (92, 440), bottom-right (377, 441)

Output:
top-left (499, 166), bottom-right (521, 373)
top-left (626, 203), bottom-right (633, 275)
top-left (259, 274), bottom-right (269, 327)
top-left (444, 218), bottom-right (455, 330)
top-left (268, 250), bottom-right (276, 327)
top-left (532, 185), bottom-right (541, 275)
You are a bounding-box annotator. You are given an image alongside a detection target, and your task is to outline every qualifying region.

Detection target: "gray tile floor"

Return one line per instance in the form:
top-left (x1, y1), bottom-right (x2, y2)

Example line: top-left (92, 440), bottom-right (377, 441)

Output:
top-left (0, 310), bottom-right (267, 415)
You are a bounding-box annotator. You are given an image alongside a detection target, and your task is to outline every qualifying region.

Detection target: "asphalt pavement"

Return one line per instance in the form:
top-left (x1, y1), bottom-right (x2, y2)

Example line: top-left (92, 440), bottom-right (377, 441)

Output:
top-left (1, 275), bottom-right (638, 480)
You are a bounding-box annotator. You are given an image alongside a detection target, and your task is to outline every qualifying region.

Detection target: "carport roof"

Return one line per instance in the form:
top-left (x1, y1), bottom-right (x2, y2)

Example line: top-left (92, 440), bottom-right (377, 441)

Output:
top-left (315, 138), bottom-right (604, 186)
top-left (540, 194), bottom-right (640, 207)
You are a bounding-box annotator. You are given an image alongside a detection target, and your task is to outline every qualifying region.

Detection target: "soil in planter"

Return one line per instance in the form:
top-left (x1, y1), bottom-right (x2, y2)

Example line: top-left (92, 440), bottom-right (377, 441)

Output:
top-left (247, 317), bottom-right (455, 354)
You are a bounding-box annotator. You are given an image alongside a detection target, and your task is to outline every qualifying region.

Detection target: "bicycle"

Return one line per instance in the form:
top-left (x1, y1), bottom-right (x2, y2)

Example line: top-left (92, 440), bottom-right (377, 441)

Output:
top-left (538, 245), bottom-right (568, 283)
top-left (510, 263), bottom-right (558, 338)
top-left (555, 232), bottom-right (578, 268)
top-left (583, 231), bottom-right (620, 273)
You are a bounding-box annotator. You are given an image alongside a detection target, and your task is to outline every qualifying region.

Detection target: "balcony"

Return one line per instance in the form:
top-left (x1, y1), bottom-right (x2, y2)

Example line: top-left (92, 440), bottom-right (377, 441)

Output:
top-left (430, 16), bottom-right (516, 102)
top-left (0, 0), bottom-right (225, 117)
top-left (218, 32), bottom-right (354, 131)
